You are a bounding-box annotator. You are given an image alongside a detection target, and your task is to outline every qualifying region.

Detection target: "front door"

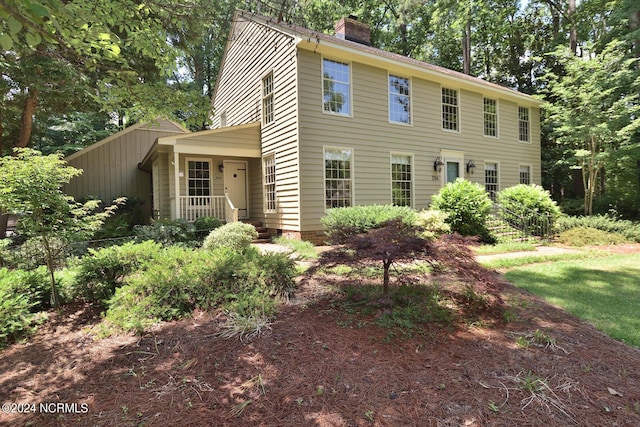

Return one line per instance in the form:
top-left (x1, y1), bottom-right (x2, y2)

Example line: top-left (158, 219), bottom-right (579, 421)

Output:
top-left (223, 160), bottom-right (248, 218)
top-left (446, 160), bottom-right (460, 183)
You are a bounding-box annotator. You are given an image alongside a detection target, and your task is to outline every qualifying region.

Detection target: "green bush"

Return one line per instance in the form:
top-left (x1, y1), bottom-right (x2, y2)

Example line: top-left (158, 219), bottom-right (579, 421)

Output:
top-left (104, 246), bottom-right (296, 334)
top-left (71, 241), bottom-right (162, 304)
top-left (430, 179), bottom-right (493, 239)
top-left (321, 205), bottom-right (417, 242)
top-left (193, 216), bottom-right (224, 240)
top-left (556, 227), bottom-right (627, 246)
top-left (0, 268), bottom-right (42, 347)
top-left (133, 219), bottom-right (195, 247)
top-left (496, 184), bottom-right (561, 236)
top-left (415, 209), bottom-right (451, 241)
top-left (555, 215), bottom-right (640, 242)
top-left (558, 198), bottom-right (585, 217)
top-left (202, 222), bottom-right (258, 252)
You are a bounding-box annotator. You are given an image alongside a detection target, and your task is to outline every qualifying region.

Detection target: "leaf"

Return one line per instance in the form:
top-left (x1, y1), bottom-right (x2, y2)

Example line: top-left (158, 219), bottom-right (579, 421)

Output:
top-left (607, 387), bottom-right (623, 397)
top-left (0, 33), bottom-right (13, 50)
top-left (29, 2), bottom-right (50, 17)
top-left (8, 16), bottom-right (23, 35)
top-left (25, 30), bottom-right (41, 47)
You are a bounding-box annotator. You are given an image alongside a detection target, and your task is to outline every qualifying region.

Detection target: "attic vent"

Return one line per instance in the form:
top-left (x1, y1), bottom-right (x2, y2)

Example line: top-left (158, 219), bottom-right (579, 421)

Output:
top-left (334, 15), bottom-right (371, 46)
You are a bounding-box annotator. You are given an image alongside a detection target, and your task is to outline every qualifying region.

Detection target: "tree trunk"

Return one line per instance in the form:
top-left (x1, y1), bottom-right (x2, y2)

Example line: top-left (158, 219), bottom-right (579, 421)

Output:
top-left (0, 214), bottom-right (8, 239)
top-left (462, 20), bottom-right (472, 75)
top-left (383, 259), bottom-right (391, 296)
top-left (16, 88), bottom-right (39, 149)
top-left (568, 0), bottom-right (578, 55)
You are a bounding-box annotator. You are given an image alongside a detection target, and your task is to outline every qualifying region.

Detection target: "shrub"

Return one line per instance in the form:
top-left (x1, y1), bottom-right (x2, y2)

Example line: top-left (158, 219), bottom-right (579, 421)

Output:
top-left (71, 241), bottom-right (162, 304)
top-left (202, 222), bottom-right (258, 252)
top-left (556, 227), bottom-right (627, 246)
top-left (415, 210), bottom-right (451, 241)
top-left (133, 219), bottom-right (195, 247)
top-left (0, 285), bottom-right (34, 348)
top-left (496, 184), bottom-right (561, 236)
top-left (430, 179), bottom-right (493, 239)
top-left (321, 205), bottom-right (417, 243)
top-left (92, 198), bottom-right (147, 240)
top-left (193, 216), bottom-right (224, 240)
top-left (104, 246), bottom-right (297, 334)
top-left (555, 215), bottom-right (640, 242)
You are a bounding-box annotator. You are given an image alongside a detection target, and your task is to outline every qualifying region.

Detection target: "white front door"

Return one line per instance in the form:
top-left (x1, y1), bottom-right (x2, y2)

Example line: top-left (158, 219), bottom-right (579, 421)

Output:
top-left (223, 160), bottom-right (248, 218)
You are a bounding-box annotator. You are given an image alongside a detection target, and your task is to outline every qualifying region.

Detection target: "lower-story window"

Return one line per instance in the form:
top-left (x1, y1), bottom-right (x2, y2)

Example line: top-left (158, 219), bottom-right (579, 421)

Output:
top-left (391, 153), bottom-right (412, 206)
top-left (263, 154), bottom-right (276, 212)
top-left (188, 159), bottom-right (211, 205)
top-left (484, 162), bottom-right (498, 201)
top-left (519, 165), bottom-right (531, 185)
top-left (324, 147), bottom-right (353, 208)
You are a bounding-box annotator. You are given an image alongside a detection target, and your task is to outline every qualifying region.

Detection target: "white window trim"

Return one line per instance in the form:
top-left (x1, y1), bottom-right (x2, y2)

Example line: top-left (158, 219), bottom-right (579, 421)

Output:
top-left (388, 73), bottom-right (413, 126)
top-left (482, 97), bottom-right (499, 139)
top-left (184, 157), bottom-right (213, 198)
top-left (519, 164), bottom-right (533, 185)
top-left (441, 86), bottom-right (461, 133)
top-left (483, 160), bottom-right (501, 200)
top-left (323, 146), bottom-right (355, 210)
top-left (321, 56), bottom-right (353, 118)
top-left (261, 70), bottom-right (275, 126)
top-left (263, 153), bottom-right (277, 213)
top-left (518, 106), bottom-right (531, 143)
top-left (390, 152), bottom-right (414, 207)
top-left (439, 149), bottom-right (465, 186)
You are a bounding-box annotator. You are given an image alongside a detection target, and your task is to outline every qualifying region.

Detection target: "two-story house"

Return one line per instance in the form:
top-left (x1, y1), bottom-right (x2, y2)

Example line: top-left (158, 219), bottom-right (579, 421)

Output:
top-left (70, 10), bottom-right (542, 243)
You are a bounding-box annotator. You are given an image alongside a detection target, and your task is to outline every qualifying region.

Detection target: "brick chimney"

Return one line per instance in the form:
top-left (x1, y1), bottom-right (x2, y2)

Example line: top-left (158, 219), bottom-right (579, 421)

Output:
top-left (334, 15), bottom-right (371, 46)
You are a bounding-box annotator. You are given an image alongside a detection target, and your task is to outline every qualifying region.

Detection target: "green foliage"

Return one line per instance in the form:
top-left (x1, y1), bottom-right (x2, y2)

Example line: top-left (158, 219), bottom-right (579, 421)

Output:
top-left (555, 215), bottom-right (640, 243)
top-left (202, 222), bottom-right (258, 252)
top-left (497, 184), bottom-right (561, 236)
top-left (104, 246), bottom-right (296, 334)
top-left (414, 209), bottom-right (451, 241)
top-left (556, 227), bottom-right (627, 247)
top-left (133, 219), bottom-right (195, 247)
top-left (92, 198), bottom-right (147, 240)
top-left (272, 237), bottom-right (318, 260)
top-left (430, 179), bottom-right (493, 239)
top-left (71, 241), bottom-right (162, 304)
top-left (321, 205), bottom-right (417, 242)
top-left (0, 283), bottom-right (34, 348)
top-left (558, 199), bottom-right (585, 217)
top-left (193, 216), bottom-right (224, 240)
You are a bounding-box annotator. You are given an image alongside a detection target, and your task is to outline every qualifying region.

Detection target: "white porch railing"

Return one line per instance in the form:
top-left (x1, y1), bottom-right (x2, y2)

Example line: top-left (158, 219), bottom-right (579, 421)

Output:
top-left (178, 195), bottom-right (238, 223)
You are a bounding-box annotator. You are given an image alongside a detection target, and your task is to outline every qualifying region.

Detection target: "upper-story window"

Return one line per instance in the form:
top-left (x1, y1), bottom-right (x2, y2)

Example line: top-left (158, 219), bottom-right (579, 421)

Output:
top-left (442, 87), bottom-right (459, 131)
top-left (323, 59), bottom-right (351, 115)
top-left (518, 106), bottom-right (530, 142)
top-left (389, 75), bottom-right (411, 124)
top-left (262, 71), bottom-right (274, 125)
top-left (483, 98), bottom-right (497, 137)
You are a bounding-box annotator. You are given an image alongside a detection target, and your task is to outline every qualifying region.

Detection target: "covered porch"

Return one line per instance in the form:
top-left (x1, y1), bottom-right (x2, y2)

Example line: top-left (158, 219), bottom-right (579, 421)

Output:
top-left (140, 123), bottom-right (262, 223)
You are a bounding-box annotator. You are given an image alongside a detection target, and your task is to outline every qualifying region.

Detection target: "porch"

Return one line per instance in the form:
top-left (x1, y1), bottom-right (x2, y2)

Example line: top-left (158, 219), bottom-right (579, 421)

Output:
top-left (177, 195), bottom-right (238, 223)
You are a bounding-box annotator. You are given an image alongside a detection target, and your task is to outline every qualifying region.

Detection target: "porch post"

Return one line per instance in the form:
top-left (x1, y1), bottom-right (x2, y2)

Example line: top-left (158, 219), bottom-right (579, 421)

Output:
top-left (173, 151), bottom-right (180, 220)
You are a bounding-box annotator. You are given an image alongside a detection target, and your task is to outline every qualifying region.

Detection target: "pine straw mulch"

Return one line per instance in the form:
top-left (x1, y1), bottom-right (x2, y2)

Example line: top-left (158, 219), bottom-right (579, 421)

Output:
top-left (1, 245), bottom-right (640, 426)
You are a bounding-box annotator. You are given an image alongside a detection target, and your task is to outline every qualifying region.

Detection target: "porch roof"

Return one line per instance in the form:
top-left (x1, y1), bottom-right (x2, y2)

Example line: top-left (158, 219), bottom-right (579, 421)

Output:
top-left (140, 122), bottom-right (261, 170)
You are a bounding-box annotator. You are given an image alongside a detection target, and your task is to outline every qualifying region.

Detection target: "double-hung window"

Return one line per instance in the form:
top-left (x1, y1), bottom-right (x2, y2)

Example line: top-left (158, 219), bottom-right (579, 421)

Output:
top-left (484, 162), bottom-right (499, 201)
top-left (519, 165), bottom-right (531, 185)
top-left (323, 59), bottom-right (351, 115)
top-left (188, 160), bottom-right (211, 205)
top-left (483, 98), bottom-right (497, 137)
top-left (391, 154), bottom-right (412, 206)
top-left (518, 106), bottom-right (530, 142)
top-left (324, 147), bottom-right (352, 208)
top-left (389, 75), bottom-right (411, 124)
top-left (442, 87), bottom-right (459, 131)
top-left (263, 154), bottom-right (276, 212)
top-left (262, 72), bottom-right (274, 125)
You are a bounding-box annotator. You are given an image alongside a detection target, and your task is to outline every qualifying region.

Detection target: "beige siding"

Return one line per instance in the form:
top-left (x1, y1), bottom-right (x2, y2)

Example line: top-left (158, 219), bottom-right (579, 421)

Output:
top-left (64, 122), bottom-right (186, 220)
top-left (212, 17), bottom-right (300, 230)
top-left (297, 49), bottom-right (541, 231)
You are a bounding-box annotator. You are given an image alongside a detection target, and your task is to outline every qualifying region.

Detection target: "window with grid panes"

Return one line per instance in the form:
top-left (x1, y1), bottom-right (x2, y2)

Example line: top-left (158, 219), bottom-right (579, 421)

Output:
top-left (442, 88), bottom-right (459, 131)
top-left (483, 98), bottom-right (497, 137)
top-left (389, 75), bottom-right (411, 124)
top-left (188, 160), bottom-right (211, 205)
top-left (262, 72), bottom-right (274, 125)
top-left (485, 162), bottom-right (498, 201)
top-left (263, 155), bottom-right (276, 212)
top-left (323, 59), bottom-right (350, 115)
top-left (391, 154), bottom-right (412, 206)
top-left (519, 165), bottom-right (531, 184)
top-left (518, 106), bottom-right (530, 142)
top-left (324, 148), bottom-right (352, 208)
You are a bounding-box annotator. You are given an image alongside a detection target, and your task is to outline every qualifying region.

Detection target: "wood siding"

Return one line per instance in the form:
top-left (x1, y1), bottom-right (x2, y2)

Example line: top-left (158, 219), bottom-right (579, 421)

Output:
top-left (297, 49), bottom-right (541, 231)
top-left (211, 17), bottom-right (300, 230)
top-left (64, 121), bottom-right (186, 220)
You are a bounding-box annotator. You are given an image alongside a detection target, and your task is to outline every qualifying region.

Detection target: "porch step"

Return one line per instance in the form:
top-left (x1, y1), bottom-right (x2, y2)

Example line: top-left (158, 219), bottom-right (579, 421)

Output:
top-left (244, 220), bottom-right (272, 243)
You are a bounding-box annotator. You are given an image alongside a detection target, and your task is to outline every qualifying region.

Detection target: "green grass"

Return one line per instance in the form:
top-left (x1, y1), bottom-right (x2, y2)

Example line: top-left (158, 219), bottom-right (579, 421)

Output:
top-left (272, 237), bottom-right (318, 260)
top-left (479, 250), bottom-right (604, 269)
top-left (473, 242), bottom-right (536, 255)
top-left (504, 254), bottom-right (640, 347)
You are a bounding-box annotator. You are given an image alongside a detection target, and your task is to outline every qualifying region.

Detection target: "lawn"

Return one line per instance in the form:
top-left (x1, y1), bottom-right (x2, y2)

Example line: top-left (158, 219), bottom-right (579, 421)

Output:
top-left (504, 254), bottom-right (640, 347)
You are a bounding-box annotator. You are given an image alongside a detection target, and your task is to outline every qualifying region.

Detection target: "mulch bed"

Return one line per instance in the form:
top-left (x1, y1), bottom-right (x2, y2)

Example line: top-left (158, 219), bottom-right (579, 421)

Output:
top-left (1, 246), bottom-right (639, 426)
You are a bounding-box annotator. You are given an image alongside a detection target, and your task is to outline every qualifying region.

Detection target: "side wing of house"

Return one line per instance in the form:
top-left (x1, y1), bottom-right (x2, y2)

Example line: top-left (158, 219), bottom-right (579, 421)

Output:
top-left (210, 12), bottom-right (300, 232)
top-left (64, 119), bottom-right (188, 220)
top-left (296, 43), bottom-right (541, 235)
